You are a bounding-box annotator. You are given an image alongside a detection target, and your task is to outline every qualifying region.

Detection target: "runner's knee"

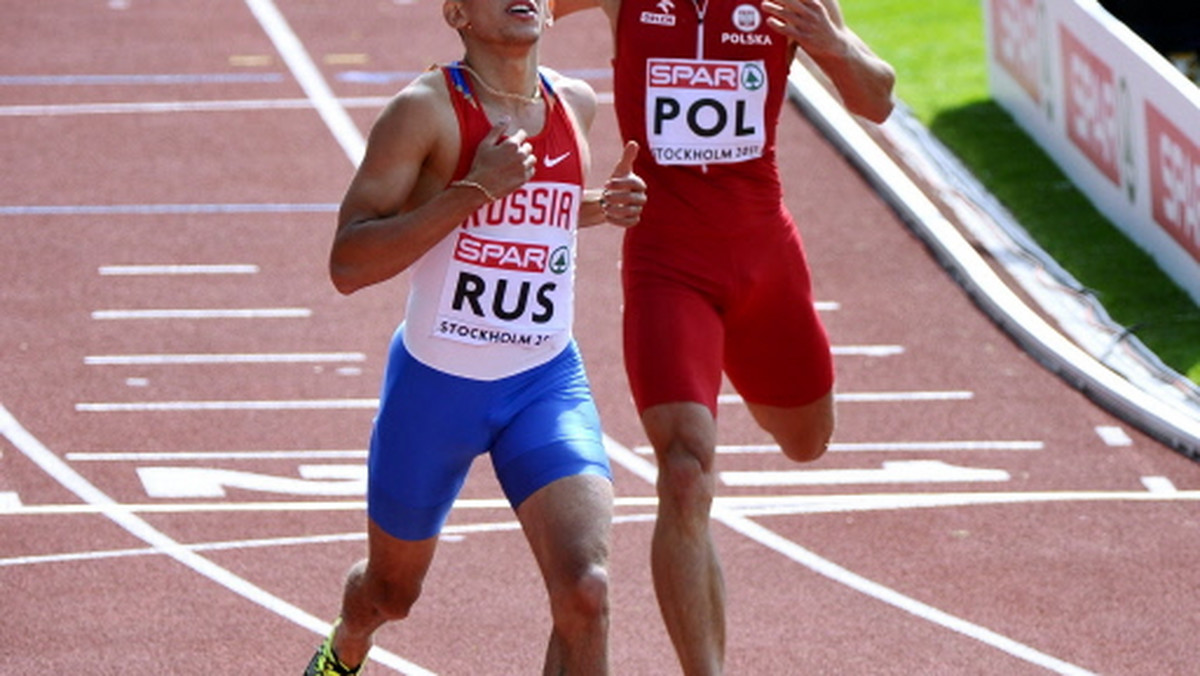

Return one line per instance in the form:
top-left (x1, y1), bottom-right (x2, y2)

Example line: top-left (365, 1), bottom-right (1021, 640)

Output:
top-left (642, 403), bottom-right (718, 515)
top-left (778, 420), bottom-right (833, 463)
top-left (751, 396), bottom-right (835, 463)
top-left (551, 563), bottom-right (610, 628)
top-left (367, 575), bottom-right (424, 621)
top-left (656, 440), bottom-right (716, 514)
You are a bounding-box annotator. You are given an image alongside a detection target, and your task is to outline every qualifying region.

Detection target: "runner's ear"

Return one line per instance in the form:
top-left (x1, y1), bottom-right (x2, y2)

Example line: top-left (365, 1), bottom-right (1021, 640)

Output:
top-left (444, 0), bottom-right (470, 30)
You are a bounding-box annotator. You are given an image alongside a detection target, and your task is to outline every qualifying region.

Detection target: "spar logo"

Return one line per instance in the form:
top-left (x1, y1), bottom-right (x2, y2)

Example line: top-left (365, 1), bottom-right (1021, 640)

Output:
top-left (647, 60), bottom-right (765, 93)
top-left (454, 232), bottom-right (569, 274)
top-left (992, 0), bottom-right (1039, 103)
top-left (1146, 103), bottom-right (1200, 263)
top-left (649, 60), bottom-right (740, 90)
top-left (1061, 26), bottom-right (1119, 186)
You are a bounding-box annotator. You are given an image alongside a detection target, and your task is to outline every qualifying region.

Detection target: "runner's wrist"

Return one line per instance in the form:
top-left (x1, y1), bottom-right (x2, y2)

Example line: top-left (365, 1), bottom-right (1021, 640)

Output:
top-left (449, 179), bottom-right (498, 203)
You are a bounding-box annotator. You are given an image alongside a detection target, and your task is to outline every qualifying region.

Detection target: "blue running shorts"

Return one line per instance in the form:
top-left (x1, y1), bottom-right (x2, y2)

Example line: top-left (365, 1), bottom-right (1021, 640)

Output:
top-left (367, 328), bottom-right (612, 541)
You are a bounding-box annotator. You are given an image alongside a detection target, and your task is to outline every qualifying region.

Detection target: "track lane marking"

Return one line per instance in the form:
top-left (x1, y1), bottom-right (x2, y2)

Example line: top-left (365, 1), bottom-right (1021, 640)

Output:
top-left (91, 308), bottom-right (312, 320)
top-left (602, 436), bottom-right (1097, 675)
top-left (73, 392), bottom-right (972, 413)
top-left (0, 203), bottom-right (337, 215)
top-left (8, 490), bottom-right (1199, 517)
top-left (84, 352), bottom-right (365, 365)
top-left (718, 390), bottom-right (974, 404)
top-left (99, 264), bottom-right (259, 276)
top-left (244, 0), bottom-right (365, 164)
top-left (0, 403), bottom-right (437, 676)
top-left (634, 440), bottom-right (1045, 454)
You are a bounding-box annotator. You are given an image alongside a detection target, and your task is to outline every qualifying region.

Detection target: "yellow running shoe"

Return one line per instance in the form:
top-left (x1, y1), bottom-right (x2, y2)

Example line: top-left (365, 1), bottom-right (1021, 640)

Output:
top-left (303, 621), bottom-right (363, 676)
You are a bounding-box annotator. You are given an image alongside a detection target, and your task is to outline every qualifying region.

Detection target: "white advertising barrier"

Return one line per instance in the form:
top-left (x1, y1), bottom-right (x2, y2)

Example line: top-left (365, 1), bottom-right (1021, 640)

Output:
top-left (984, 0), bottom-right (1200, 305)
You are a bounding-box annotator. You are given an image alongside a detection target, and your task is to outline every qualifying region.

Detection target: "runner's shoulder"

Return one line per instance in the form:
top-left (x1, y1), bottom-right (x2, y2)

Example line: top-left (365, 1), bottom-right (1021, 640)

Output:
top-left (541, 67), bottom-right (597, 127)
top-left (368, 69), bottom-right (455, 144)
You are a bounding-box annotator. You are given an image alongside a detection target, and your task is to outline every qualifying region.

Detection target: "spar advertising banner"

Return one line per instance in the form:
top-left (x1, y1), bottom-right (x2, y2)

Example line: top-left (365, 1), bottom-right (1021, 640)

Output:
top-left (984, 0), bottom-right (1200, 305)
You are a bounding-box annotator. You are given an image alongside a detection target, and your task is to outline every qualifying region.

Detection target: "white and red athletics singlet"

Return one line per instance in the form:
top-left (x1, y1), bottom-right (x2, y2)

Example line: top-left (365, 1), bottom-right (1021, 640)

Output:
top-left (402, 65), bottom-right (587, 380)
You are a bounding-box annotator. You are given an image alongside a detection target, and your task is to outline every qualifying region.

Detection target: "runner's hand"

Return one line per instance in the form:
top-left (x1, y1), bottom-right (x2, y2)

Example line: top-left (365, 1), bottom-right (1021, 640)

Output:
top-left (600, 141), bottom-right (646, 228)
top-left (761, 0), bottom-right (844, 58)
top-left (462, 119), bottom-right (538, 201)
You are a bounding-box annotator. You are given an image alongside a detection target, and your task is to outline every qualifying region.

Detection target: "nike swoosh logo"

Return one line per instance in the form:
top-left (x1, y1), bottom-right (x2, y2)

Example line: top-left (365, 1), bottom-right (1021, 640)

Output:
top-left (544, 152), bottom-right (571, 168)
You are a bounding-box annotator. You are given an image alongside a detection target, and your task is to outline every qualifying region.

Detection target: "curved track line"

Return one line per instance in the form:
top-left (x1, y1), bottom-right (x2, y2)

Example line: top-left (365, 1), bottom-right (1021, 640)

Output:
top-left (0, 404), bottom-right (435, 676)
top-left (602, 437), bottom-right (1096, 675)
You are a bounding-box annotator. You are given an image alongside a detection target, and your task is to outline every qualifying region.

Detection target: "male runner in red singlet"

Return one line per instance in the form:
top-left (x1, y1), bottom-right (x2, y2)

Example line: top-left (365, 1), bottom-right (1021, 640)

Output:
top-left (303, 0), bottom-right (645, 673)
top-left (554, 0), bottom-right (895, 672)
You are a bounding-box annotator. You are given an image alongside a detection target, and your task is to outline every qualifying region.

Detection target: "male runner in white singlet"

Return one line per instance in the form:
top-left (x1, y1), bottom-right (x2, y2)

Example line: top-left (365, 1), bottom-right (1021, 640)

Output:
top-left (302, 0), bottom-right (645, 673)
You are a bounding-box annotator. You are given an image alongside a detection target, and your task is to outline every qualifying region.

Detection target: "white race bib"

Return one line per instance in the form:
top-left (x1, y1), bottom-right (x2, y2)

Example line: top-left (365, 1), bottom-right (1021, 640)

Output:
top-left (431, 183), bottom-right (578, 349)
top-left (645, 58), bottom-right (768, 165)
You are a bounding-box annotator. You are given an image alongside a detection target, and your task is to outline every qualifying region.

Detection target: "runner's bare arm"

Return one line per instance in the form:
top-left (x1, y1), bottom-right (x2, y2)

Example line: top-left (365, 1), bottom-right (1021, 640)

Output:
top-left (330, 77), bottom-right (534, 295)
top-left (581, 141), bottom-right (645, 228)
top-left (763, 0), bottom-right (895, 123)
top-left (549, 70), bottom-right (645, 229)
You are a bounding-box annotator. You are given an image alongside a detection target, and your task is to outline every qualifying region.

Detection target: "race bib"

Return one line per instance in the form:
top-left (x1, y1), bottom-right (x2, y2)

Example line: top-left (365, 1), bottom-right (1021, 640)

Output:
top-left (645, 58), bottom-right (768, 165)
top-left (432, 183), bottom-right (578, 349)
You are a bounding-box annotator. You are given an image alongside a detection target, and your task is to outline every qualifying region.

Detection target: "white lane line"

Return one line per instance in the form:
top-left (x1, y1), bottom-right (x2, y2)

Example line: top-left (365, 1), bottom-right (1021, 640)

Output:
top-left (76, 399), bottom-right (378, 412)
top-left (0, 203), bottom-right (337, 215)
top-left (0, 403), bottom-right (435, 676)
top-left (1, 496), bottom-right (658, 516)
top-left (1, 513), bottom-right (661, 569)
top-left (0, 73), bottom-right (285, 86)
top-left (1141, 476), bottom-right (1177, 493)
top-left (602, 436), bottom-right (1094, 675)
top-left (718, 511), bottom-right (1095, 675)
top-left (66, 450), bottom-right (369, 461)
top-left (832, 344), bottom-right (905, 357)
top-left (91, 308), bottom-right (312, 320)
top-left (84, 352), bottom-right (365, 365)
top-left (1095, 425), bottom-right (1134, 446)
top-left (0, 533), bottom-right (366, 568)
top-left (0, 97), bottom-right (391, 117)
top-left (77, 394), bottom-right (972, 413)
top-left (244, 0), bottom-right (365, 165)
top-left (634, 440), bottom-right (1045, 455)
top-left (836, 390), bottom-right (974, 402)
top-left (99, 264), bottom-right (259, 276)
top-left (718, 390), bottom-right (974, 405)
top-left (8, 489), bottom-right (1198, 518)
top-left (721, 461), bottom-right (1012, 487)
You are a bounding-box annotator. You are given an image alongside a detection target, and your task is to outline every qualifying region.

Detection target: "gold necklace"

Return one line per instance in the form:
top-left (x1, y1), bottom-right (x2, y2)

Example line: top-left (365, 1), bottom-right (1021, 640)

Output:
top-left (457, 61), bottom-right (542, 105)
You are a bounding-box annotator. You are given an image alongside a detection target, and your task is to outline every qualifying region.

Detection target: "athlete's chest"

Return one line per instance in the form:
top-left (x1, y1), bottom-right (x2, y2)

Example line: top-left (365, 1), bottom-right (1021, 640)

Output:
top-left (620, 0), bottom-right (787, 58)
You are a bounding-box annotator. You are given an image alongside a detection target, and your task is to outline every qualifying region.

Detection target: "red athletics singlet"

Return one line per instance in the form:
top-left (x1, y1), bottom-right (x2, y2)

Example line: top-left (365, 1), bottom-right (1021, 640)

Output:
top-left (402, 64), bottom-right (587, 380)
top-left (612, 0), bottom-right (792, 222)
top-left (613, 0), bottom-right (835, 413)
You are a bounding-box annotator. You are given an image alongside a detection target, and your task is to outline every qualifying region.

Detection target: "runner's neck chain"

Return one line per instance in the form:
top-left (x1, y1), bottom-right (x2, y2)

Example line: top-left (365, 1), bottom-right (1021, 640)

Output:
top-left (458, 61), bottom-right (542, 105)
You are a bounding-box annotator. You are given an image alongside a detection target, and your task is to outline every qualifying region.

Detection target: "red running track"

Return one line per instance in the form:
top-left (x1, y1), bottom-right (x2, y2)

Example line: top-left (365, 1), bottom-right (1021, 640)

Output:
top-left (1, 1), bottom-right (1199, 674)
